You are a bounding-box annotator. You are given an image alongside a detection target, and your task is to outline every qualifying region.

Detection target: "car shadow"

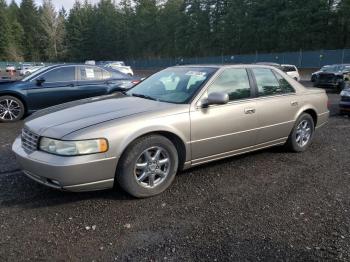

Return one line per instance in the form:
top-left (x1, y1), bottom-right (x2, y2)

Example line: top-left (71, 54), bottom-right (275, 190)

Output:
top-left (0, 172), bottom-right (135, 209)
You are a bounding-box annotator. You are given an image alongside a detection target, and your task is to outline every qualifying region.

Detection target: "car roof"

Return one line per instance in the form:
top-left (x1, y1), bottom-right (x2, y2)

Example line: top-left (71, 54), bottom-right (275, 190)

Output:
top-left (172, 64), bottom-right (283, 70)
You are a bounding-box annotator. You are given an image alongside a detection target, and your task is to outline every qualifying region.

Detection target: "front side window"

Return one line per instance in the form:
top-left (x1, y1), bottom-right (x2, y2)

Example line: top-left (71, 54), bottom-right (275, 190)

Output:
top-left (127, 67), bottom-right (217, 104)
top-left (41, 66), bottom-right (75, 82)
top-left (207, 68), bottom-right (251, 101)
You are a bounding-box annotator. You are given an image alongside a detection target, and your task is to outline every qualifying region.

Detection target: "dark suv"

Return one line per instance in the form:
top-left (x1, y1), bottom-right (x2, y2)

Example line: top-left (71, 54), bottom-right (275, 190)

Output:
top-left (312, 64), bottom-right (350, 91)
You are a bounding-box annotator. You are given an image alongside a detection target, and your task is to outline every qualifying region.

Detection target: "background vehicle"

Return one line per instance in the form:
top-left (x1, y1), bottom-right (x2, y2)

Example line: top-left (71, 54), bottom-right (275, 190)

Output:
top-left (312, 64), bottom-right (350, 90)
top-left (339, 75), bottom-right (350, 115)
top-left (18, 64), bottom-right (44, 76)
top-left (282, 64), bottom-right (300, 81)
top-left (0, 64), bottom-right (140, 122)
top-left (99, 61), bottom-right (134, 76)
top-left (255, 62), bottom-right (283, 71)
top-left (12, 65), bottom-right (329, 198)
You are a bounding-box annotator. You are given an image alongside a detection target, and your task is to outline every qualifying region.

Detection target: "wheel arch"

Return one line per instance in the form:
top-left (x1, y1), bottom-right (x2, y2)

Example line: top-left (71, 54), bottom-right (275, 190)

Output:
top-left (117, 129), bottom-right (189, 172)
top-left (295, 106), bottom-right (318, 127)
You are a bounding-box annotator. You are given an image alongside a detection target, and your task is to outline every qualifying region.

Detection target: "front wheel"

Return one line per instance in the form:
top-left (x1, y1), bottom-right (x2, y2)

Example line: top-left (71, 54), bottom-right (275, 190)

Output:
top-left (116, 135), bottom-right (179, 198)
top-left (0, 95), bottom-right (25, 123)
top-left (285, 113), bottom-right (315, 152)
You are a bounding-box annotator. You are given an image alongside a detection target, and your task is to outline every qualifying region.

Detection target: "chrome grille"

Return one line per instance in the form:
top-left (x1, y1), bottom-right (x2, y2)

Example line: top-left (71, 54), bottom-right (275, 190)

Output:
top-left (341, 96), bottom-right (350, 102)
top-left (21, 128), bottom-right (39, 153)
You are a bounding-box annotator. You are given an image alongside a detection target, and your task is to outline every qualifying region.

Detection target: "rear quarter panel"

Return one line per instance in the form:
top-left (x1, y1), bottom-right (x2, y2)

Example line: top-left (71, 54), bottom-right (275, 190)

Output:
top-left (295, 88), bottom-right (329, 128)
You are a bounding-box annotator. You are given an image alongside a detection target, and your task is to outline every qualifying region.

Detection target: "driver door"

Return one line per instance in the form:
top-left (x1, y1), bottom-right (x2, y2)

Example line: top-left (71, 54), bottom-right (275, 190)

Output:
top-left (190, 68), bottom-right (259, 163)
top-left (26, 66), bottom-right (77, 110)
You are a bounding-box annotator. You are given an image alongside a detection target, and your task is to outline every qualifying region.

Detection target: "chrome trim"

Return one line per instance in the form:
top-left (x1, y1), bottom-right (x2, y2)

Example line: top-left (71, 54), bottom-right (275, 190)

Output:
top-left (63, 178), bottom-right (114, 190)
top-left (191, 138), bottom-right (287, 166)
top-left (21, 128), bottom-right (39, 154)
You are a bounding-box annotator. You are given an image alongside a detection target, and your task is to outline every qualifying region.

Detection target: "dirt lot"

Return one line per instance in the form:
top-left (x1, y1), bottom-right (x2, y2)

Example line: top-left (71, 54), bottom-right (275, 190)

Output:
top-left (0, 84), bottom-right (349, 261)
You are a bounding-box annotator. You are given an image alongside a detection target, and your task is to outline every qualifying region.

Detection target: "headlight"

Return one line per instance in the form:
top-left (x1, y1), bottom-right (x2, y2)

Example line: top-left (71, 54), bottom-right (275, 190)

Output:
top-left (340, 90), bottom-right (350, 97)
top-left (39, 137), bottom-right (108, 156)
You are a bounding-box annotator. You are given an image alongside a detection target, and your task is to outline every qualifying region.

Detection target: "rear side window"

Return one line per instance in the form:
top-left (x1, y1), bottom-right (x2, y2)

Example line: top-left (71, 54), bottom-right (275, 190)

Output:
top-left (41, 66), bottom-right (75, 82)
top-left (252, 68), bottom-right (294, 96)
top-left (274, 72), bottom-right (295, 93)
top-left (79, 66), bottom-right (104, 81)
top-left (208, 68), bottom-right (251, 101)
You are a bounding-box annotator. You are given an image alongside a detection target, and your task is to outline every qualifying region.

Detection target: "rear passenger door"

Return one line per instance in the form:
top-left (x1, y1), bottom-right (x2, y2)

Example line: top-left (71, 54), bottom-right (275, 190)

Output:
top-left (75, 66), bottom-right (111, 99)
top-left (190, 68), bottom-right (259, 162)
top-left (250, 68), bottom-right (299, 144)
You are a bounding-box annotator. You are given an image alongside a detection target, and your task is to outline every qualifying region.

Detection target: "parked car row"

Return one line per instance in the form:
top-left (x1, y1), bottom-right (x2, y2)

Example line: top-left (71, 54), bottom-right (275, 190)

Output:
top-left (0, 64), bottom-right (140, 122)
top-left (86, 60), bottom-right (134, 76)
top-left (18, 64), bottom-right (45, 76)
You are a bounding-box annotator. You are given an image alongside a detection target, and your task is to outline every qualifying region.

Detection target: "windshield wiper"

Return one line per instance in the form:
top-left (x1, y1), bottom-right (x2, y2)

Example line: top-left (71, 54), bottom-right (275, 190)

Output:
top-left (131, 93), bottom-right (157, 101)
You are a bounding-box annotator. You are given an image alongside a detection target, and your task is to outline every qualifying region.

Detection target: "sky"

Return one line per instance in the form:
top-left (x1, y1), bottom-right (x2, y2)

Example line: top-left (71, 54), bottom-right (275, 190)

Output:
top-left (6, 0), bottom-right (101, 10)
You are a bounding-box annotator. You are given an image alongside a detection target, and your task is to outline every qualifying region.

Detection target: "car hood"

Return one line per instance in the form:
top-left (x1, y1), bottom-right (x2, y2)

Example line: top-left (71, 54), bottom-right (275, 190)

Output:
top-left (24, 93), bottom-right (184, 138)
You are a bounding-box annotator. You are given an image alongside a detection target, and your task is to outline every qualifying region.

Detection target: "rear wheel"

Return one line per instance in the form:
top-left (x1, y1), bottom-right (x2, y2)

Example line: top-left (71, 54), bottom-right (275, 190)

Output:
top-left (0, 95), bottom-right (25, 123)
top-left (116, 135), bottom-right (179, 198)
top-left (285, 113), bottom-right (315, 152)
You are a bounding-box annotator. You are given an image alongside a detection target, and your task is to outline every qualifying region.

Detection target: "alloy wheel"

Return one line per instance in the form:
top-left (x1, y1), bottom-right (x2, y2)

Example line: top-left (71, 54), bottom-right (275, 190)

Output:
top-left (295, 120), bottom-right (312, 147)
top-left (134, 146), bottom-right (171, 188)
top-left (0, 99), bottom-right (22, 121)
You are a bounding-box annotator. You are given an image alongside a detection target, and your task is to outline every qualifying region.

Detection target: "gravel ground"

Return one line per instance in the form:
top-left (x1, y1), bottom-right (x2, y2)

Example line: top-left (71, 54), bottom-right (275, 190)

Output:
top-left (0, 85), bottom-right (349, 261)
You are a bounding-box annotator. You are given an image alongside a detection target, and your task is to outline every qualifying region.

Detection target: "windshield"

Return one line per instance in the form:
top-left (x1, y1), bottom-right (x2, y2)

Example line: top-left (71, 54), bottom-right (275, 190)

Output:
top-left (126, 67), bottom-right (217, 104)
top-left (21, 66), bottom-right (54, 81)
top-left (321, 66), bottom-right (336, 72)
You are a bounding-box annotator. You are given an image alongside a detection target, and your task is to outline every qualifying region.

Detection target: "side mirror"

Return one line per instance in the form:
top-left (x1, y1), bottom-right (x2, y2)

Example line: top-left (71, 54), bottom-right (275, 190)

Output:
top-left (36, 77), bottom-right (45, 86)
top-left (202, 92), bottom-right (229, 107)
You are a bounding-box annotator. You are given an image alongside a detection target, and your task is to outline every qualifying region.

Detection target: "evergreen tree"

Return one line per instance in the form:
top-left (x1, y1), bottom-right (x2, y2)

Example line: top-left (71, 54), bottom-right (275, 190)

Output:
top-left (19, 0), bottom-right (41, 60)
top-left (40, 0), bottom-right (65, 61)
top-left (0, 0), bottom-right (11, 60)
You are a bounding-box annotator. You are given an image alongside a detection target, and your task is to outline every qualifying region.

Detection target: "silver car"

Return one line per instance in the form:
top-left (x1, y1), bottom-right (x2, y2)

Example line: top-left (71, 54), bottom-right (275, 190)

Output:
top-left (12, 65), bottom-right (329, 198)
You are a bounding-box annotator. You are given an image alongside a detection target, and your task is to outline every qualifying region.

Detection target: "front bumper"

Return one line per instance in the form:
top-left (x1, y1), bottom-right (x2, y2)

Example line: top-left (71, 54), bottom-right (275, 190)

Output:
top-left (12, 136), bottom-right (118, 192)
top-left (339, 100), bottom-right (350, 112)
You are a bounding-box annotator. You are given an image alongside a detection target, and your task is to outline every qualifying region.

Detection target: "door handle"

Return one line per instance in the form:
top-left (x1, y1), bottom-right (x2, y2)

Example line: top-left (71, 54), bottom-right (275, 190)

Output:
top-left (291, 101), bottom-right (298, 106)
top-left (67, 83), bottom-right (75, 87)
top-left (244, 108), bottom-right (256, 114)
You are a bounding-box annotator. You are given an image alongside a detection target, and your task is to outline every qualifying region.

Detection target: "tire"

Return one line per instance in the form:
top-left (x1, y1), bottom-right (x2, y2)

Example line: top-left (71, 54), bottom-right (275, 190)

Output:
top-left (0, 95), bottom-right (25, 123)
top-left (116, 135), bottom-right (179, 198)
top-left (285, 113), bottom-right (315, 152)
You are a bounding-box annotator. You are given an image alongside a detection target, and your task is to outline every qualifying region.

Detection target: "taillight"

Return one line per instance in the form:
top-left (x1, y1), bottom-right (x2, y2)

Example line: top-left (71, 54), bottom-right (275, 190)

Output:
top-left (132, 80), bottom-right (140, 84)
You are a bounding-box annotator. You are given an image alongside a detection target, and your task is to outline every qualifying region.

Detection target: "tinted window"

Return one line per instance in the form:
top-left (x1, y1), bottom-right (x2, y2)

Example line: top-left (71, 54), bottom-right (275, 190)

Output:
top-left (208, 68), bottom-right (251, 101)
top-left (41, 67), bottom-right (75, 82)
top-left (79, 66), bottom-right (104, 81)
top-left (274, 72), bottom-right (295, 93)
top-left (253, 68), bottom-right (294, 96)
